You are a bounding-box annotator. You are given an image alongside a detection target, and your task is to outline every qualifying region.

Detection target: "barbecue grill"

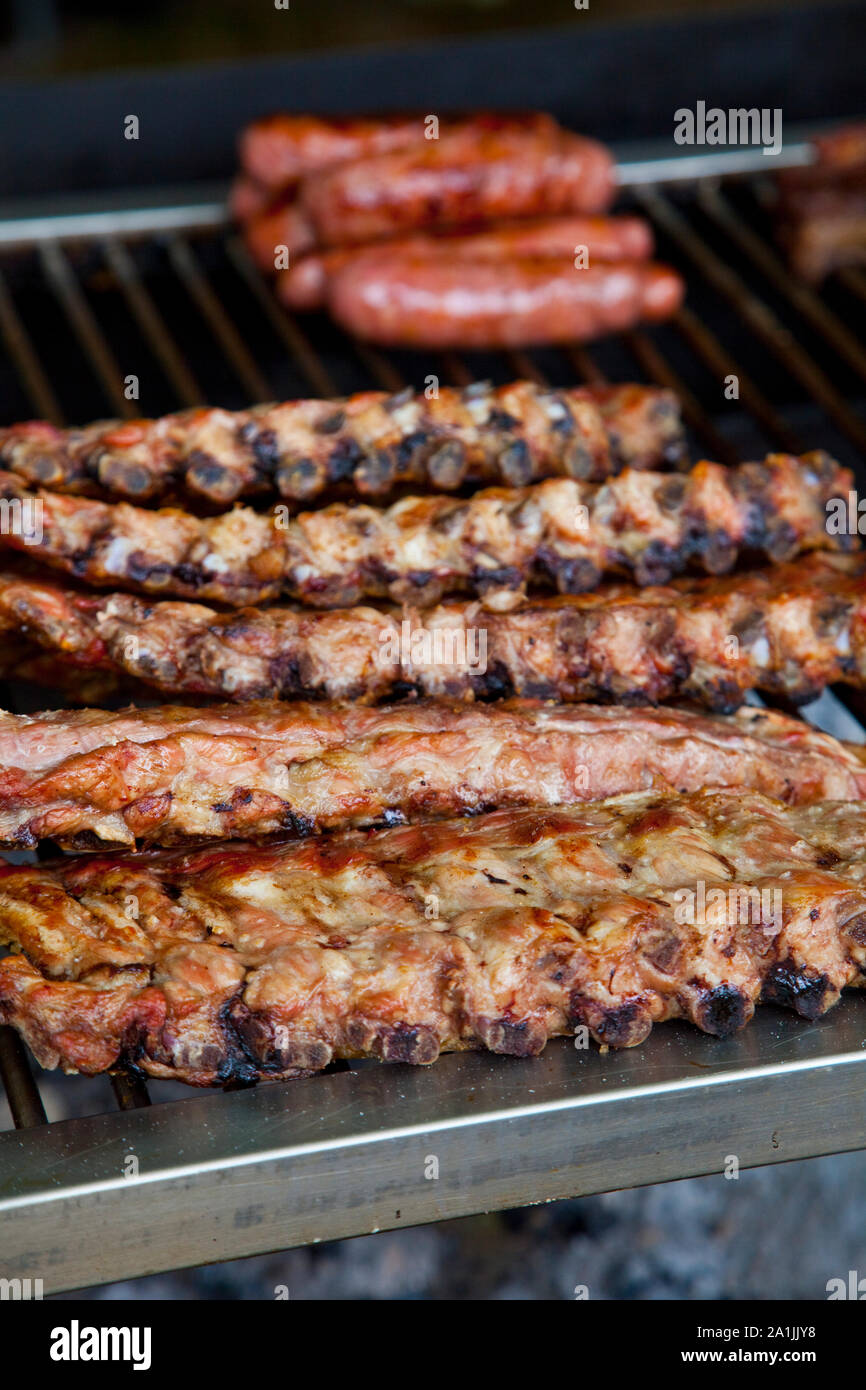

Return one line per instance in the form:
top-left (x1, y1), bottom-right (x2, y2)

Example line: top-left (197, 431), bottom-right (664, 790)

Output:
top-left (1, 2), bottom-right (866, 1294)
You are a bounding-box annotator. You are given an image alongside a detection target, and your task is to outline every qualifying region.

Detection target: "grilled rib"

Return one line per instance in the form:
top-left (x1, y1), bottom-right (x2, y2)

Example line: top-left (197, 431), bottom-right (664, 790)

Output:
top-left (0, 700), bottom-right (862, 852)
top-left (0, 452), bottom-right (851, 609)
top-left (0, 383), bottom-right (685, 505)
top-left (2, 787), bottom-right (866, 1084)
top-left (0, 553), bottom-right (862, 711)
top-left (0, 551), bottom-right (856, 709)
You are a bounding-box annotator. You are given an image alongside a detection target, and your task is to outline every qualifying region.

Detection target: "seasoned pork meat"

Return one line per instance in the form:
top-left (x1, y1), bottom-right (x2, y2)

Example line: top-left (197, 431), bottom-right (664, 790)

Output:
top-left (2, 788), bottom-right (866, 1083)
top-left (0, 700), bottom-right (861, 851)
top-left (0, 452), bottom-right (850, 609)
top-left (0, 553), bottom-right (863, 711)
top-left (0, 383), bottom-right (685, 504)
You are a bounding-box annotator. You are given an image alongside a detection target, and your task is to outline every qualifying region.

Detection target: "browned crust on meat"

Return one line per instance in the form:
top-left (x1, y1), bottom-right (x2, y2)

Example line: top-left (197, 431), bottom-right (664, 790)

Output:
top-left (238, 111), bottom-right (560, 189)
top-left (0, 384), bottom-right (685, 505)
top-left (2, 789), bottom-right (865, 1084)
top-left (0, 452), bottom-right (852, 609)
top-left (0, 553), bottom-right (862, 711)
top-left (298, 128), bottom-right (615, 243)
top-left (0, 699), bottom-right (862, 851)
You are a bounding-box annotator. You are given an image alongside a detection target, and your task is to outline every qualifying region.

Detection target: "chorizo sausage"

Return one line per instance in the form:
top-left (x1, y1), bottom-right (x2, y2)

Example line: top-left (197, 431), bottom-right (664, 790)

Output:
top-left (326, 251), bottom-right (684, 348)
top-left (276, 215), bottom-right (653, 309)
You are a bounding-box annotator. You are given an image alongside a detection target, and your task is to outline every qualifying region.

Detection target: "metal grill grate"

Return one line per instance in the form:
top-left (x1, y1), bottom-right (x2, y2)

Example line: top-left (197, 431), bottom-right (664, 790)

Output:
top-left (1, 165), bottom-right (866, 1290)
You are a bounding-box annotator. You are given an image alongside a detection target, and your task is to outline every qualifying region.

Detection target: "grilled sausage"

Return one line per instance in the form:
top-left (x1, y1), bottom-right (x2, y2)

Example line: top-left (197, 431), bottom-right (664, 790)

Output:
top-left (229, 173), bottom-right (274, 222)
top-left (240, 193), bottom-right (317, 267)
top-left (299, 128), bottom-right (616, 244)
top-left (239, 111), bottom-right (559, 189)
top-left (275, 215), bottom-right (654, 308)
top-left (326, 250), bottom-right (684, 348)
top-left (812, 123), bottom-right (866, 170)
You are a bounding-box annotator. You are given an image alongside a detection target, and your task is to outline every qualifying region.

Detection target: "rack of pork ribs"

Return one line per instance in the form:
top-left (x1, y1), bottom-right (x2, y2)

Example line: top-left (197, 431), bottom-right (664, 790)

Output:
top-left (0, 375), bottom-right (863, 1087)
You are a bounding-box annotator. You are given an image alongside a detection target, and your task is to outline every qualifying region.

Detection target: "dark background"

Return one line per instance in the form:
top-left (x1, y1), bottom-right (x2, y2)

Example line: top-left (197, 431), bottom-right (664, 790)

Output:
top-left (1, 0), bottom-right (865, 1300)
top-left (0, 0), bottom-right (864, 198)
top-left (0, 0), bottom-right (844, 75)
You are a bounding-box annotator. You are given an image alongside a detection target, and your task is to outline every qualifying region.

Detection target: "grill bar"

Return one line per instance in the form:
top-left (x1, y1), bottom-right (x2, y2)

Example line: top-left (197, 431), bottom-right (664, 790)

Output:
top-left (615, 140), bottom-right (814, 187)
top-left (39, 242), bottom-right (136, 419)
top-left (225, 236), bottom-right (338, 397)
top-left (0, 198), bottom-right (227, 248)
top-left (504, 349), bottom-right (546, 385)
top-left (437, 351), bottom-right (474, 387)
top-left (669, 303), bottom-right (803, 454)
top-left (566, 345), bottom-right (607, 384)
top-left (168, 235), bottom-right (272, 403)
top-left (110, 1073), bottom-right (153, 1111)
top-left (103, 236), bottom-right (204, 409)
top-left (636, 186), bottom-right (866, 456)
top-left (352, 339), bottom-right (406, 393)
top-left (0, 268), bottom-right (64, 424)
top-left (623, 326), bottom-right (737, 463)
top-left (699, 183), bottom-right (866, 387)
top-left (0, 1027), bottom-right (47, 1129)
